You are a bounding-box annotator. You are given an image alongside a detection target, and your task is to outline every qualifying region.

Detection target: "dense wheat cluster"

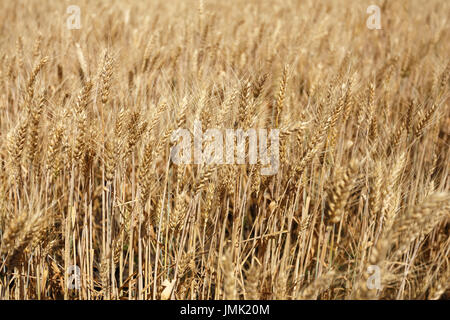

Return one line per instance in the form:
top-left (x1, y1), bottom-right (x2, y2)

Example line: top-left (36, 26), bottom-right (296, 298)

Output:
top-left (0, 0), bottom-right (449, 300)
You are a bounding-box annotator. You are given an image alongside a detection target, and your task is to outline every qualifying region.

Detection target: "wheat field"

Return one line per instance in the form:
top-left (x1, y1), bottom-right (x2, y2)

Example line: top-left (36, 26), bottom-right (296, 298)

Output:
top-left (0, 0), bottom-right (449, 300)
